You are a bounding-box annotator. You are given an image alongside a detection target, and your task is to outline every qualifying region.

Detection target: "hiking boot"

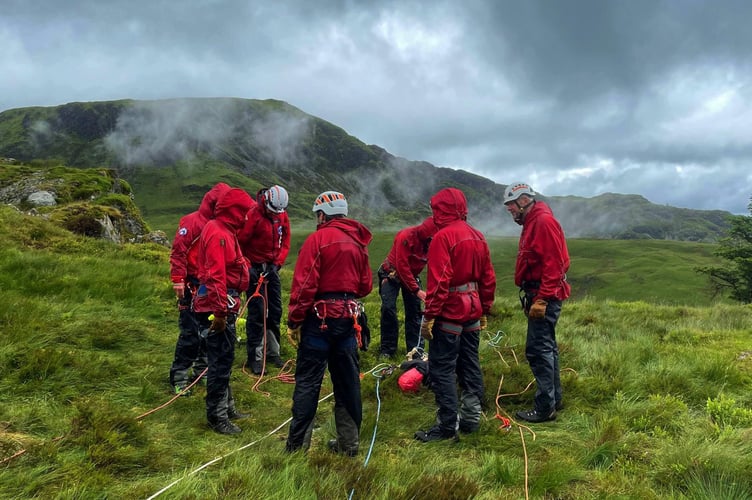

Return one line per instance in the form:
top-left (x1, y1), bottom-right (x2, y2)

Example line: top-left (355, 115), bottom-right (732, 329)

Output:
top-left (209, 419), bottom-right (242, 435)
top-left (414, 426), bottom-right (458, 443)
top-left (267, 356), bottom-right (284, 368)
top-left (458, 421), bottom-right (479, 434)
top-left (249, 359), bottom-right (265, 375)
top-left (515, 408), bottom-right (557, 423)
top-left (228, 408), bottom-right (250, 420)
top-left (327, 439), bottom-right (358, 457)
top-left (173, 384), bottom-right (191, 397)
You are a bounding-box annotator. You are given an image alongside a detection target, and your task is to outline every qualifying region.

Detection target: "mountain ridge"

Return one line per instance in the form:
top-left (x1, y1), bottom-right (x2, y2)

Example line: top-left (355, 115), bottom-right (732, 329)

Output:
top-left (0, 97), bottom-right (731, 240)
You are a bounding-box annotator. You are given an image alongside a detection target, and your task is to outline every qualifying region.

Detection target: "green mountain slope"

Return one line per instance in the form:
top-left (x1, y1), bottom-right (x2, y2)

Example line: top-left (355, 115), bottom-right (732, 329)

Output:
top-left (0, 98), bottom-right (732, 240)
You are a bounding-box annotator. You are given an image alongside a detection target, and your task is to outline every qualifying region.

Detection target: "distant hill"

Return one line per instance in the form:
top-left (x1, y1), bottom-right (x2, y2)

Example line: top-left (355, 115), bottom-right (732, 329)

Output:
top-left (0, 98), bottom-right (732, 240)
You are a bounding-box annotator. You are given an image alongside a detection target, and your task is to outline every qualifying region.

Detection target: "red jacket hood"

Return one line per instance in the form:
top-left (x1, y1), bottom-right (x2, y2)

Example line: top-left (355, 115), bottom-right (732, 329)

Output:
top-left (415, 215), bottom-right (438, 240)
top-left (430, 188), bottom-right (468, 228)
top-left (320, 218), bottom-right (373, 247)
top-left (214, 188), bottom-right (254, 231)
top-left (198, 182), bottom-right (231, 219)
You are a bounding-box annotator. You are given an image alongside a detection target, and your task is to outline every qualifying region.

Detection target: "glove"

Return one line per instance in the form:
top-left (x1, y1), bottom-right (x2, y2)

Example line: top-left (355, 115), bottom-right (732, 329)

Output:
top-left (172, 281), bottom-right (185, 300)
top-left (479, 315), bottom-right (488, 331)
top-left (420, 317), bottom-right (435, 341)
top-left (288, 325), bottom-right (302, 348)
top-left (210, 314), bottom-right (227, 332)
top-left (529, 299), bottom-right (548, 319)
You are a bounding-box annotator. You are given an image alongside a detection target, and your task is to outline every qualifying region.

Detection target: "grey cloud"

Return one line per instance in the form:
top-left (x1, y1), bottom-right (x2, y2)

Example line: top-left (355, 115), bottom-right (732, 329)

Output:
top-left (2, 0), bottom-right (752, 214)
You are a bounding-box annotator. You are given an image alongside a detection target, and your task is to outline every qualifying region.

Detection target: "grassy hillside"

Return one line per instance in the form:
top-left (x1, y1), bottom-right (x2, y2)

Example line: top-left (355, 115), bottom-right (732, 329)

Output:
top-left (2, 204), bottom-right (751, 499)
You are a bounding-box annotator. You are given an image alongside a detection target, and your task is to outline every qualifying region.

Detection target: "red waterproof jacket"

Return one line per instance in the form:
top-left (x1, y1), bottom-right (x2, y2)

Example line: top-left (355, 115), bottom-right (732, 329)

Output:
top-left (169, 182), bottom-right (230, 283)
top-left (515, 201), bottom-right (570, 301)
top-left (193, 188), bottom-right (253, 316)
top-left (424, 188), bottom-right (496, 322)
top-left (287, 218), bottom-right (373, 326)
top-left (237, 203), bottom-right (291, 267)
top-left (382, 216), bottom-right (437, 293)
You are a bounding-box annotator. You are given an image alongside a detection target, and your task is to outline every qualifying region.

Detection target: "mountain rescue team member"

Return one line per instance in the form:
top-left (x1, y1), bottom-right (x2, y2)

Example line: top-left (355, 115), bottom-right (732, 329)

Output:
top-left (378, 216), bottom-right (438, 358)
top-left (168, 182), bottom-right (230, 395)
top-left (193, 188), bottom-right (254, 435)
top-left (285, 191), bottom-right (373, 456)
top-left (503, 182), bottom-right (570, 423)
top-left (238, 185), bottom-right (291, 375)
top-left (415, 187), bottom-right (496, 442)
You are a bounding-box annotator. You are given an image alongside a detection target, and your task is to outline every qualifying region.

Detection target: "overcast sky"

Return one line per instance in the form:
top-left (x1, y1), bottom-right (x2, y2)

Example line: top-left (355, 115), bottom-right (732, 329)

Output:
top-left (3, 0), bottom-right (752, 214)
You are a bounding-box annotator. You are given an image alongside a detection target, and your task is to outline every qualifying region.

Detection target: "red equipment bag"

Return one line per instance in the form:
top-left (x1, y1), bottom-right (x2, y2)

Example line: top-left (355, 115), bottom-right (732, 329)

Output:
top-left (398, 367), bottom-right (424, 393)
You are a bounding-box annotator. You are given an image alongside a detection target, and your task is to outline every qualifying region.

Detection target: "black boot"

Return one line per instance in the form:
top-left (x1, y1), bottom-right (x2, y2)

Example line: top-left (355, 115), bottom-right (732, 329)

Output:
top-left (414, 426), bottom-right (458, 443)
top-left (228, 407), bottom-right (250, 420)
top-left (209, 419), bottom-right (241, 435)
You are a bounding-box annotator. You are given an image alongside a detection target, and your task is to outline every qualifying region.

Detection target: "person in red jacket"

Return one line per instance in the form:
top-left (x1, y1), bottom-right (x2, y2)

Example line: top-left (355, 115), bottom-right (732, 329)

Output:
top-left (168, 182), bottom-right (230, 395)
top-left (416, 187), bottom-right (496, 442)
top-left (193, 187), bottom-right (254, 435)
top-left (503, 182), bottom-right (570, 423)
top-left (285, 191), bottom-right (373, 456)
top-left (378, 216), bottom-right (437, 358)
top-left (237, 185), bottom-right (291, 374)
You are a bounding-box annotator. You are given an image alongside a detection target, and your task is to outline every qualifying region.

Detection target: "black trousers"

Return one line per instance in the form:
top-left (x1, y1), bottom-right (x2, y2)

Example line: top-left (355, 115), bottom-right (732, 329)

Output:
top-left (169, 287), bottom-right (208, 386)
top-left (428, 320), bottom-right (484, 434)
top-left (525, 300), bottom-right (562, 413)
top-left (197, 312), bottom-right (238, 422)
top-left (246, 265), bottom-right (282, 361)
top-left (286, 315), bottom-right (361, 451)
top-left (378, 269), bottom-right (423, 355)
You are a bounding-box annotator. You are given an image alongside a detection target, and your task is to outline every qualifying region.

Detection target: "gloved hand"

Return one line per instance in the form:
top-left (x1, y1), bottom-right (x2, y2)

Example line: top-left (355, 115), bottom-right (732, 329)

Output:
top-left (172, 281), bottom-right (185, 300)
top-left (210, 314), bottom-right (227, 332)
top-left (479, 315), bottom-right (488, 331)
top-left (528, 299), bottom-right (547, 319)
top-left (287, 325), bottom-right (302, 348)
top-left (420, 317), bottom-right (435, 341)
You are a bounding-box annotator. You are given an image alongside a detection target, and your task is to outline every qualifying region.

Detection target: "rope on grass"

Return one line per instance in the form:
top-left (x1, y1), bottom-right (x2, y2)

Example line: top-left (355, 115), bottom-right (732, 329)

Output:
top-left (348, 363), bottom-right (394, 500)
top-left (136, 367), bottom-right (208, 421)
top-left (146, 362), bottom-right (387, 499)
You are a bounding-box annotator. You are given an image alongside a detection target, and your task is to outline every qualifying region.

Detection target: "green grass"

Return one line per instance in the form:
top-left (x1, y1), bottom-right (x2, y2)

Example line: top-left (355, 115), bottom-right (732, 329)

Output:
top-left (1, 205), bottom-right (751, 499)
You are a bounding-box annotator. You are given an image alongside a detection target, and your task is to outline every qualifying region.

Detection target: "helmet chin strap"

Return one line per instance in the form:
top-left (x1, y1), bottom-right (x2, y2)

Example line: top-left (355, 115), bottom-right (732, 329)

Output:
top-left (513, 199), bottom-right (534, 224)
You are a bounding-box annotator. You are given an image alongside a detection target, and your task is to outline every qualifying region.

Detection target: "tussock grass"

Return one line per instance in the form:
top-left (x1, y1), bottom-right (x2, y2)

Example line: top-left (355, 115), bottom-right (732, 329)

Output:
top-left (1, 205), bottom-right (751, 499)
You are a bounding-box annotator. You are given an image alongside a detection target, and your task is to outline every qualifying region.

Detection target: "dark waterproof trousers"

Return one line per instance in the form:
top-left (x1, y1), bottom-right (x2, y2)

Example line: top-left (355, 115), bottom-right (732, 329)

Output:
top-left (378, 269), bottom-right (423, 355)
top-left (246, 265), bottom-right (282, 363)
top-left (428, 320), bottom-right (484, 434)
top-left (169, 285), bottom-right (208, 386)
top-left (197, 312), bottom-right (238, 423)
top-left (525, 300), bottom-right (563, 414)
top-left (286, 315), bottom-right (361, 452)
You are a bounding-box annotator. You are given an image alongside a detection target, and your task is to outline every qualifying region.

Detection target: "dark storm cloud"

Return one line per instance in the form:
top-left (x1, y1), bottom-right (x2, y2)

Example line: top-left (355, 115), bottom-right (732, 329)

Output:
top-left (2, 0), bottom-right (751, 213)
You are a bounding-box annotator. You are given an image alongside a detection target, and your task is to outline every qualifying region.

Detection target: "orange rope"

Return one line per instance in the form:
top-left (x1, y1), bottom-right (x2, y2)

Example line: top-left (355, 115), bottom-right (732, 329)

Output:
top-left (135, 367), bottom-right (208, 420)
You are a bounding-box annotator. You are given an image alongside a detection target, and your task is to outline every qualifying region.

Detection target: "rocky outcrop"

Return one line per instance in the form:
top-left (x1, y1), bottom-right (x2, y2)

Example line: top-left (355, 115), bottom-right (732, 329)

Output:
top-left (1, 165), bottom-right (168, 247)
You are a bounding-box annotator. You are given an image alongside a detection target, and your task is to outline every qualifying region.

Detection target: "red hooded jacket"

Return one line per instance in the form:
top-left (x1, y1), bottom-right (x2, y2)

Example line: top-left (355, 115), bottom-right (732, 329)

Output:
top-left (237, 203), bottom-right (291, 267)
top-left (424, 188), bottom-right (496, 322)
top-left (382, 216), bottom-right (438, 293)
top-left (515, 200), bottom-right (570, 301)
top-left (287, 218), bottom-right (373, 326)
top-left (193, 188), bottom-right (253, 316)
top-left (169, 182), bottom-right (230, 284)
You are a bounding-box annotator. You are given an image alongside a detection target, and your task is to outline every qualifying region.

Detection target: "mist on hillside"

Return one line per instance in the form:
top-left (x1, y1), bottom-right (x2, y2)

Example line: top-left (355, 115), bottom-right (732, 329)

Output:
top-left (102, 99), bottom-right (310, 169)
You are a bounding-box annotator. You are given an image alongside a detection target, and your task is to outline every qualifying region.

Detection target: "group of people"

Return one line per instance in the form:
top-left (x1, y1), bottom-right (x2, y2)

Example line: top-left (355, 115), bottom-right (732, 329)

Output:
top-left (166, 180), bottom-right (570, 450)
top-left (168, 183), bottom-right (291, 434)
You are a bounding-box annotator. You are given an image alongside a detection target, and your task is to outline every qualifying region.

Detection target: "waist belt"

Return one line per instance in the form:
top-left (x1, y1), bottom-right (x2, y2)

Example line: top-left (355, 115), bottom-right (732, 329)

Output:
top-left (448, 282), bottom-right (478, 293)
top-left (315, 292), bottom-right (356, 301)
top-left (436, 319), bottom-right (481, 335)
